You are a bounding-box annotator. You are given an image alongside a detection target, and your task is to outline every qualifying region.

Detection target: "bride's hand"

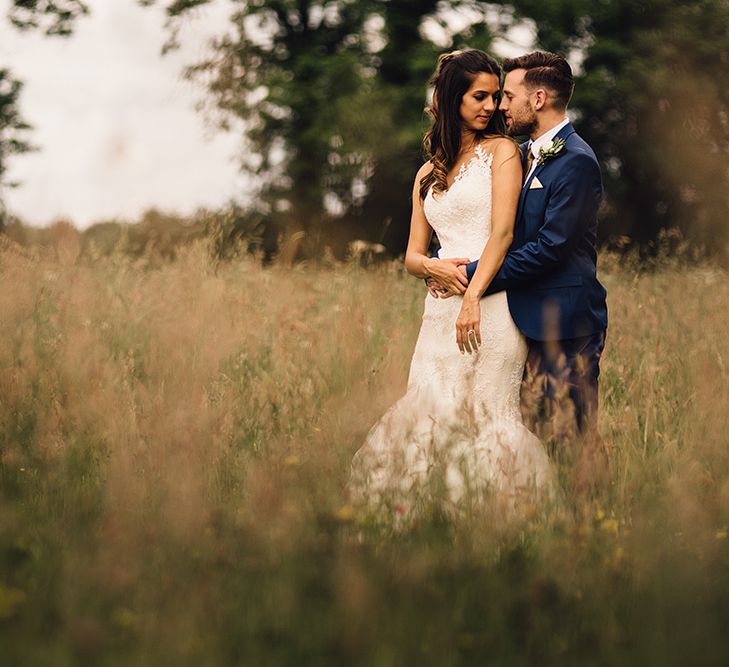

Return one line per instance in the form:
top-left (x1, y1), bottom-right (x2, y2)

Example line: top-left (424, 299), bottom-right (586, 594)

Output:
top-left (423, 257), bottom-right (470, 295)
top-left (456, 295), bottom-right (481, 354)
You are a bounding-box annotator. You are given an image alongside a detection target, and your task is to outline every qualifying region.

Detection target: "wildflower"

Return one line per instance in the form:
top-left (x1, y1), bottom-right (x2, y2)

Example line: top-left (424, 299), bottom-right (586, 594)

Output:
top-left (284, 455), bottom-right (300, 466)
top-left (334, 504), bottom-right (355, 521)
top-left (601, 518), bottom-right (619, 535)
top-left (0, 585), bottom-right (26, 620)
top-left (111, 606), bottom-right (139, 630)
top-left (715, 528), bottom-right (727, 541)
top-left (393, 502), bottom-right (410, 515)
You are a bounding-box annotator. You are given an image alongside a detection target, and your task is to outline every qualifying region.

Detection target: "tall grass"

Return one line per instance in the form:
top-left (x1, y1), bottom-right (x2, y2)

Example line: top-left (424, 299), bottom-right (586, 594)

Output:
top-left (0, 236), bottom-right (727, 665)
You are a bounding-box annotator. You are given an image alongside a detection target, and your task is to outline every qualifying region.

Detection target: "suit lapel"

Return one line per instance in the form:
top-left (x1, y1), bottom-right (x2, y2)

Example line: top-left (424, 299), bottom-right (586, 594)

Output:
top-left (515, 141), bottom-right (531, 223)
top-left (519, 141), bottom-right (529, 170)
top-left (516, 122), bottom-right (577, 223)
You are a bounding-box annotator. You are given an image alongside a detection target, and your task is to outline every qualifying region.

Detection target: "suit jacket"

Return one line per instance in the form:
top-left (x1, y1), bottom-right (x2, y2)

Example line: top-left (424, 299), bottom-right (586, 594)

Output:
top-left (466, 122), bottom-right (608, 341)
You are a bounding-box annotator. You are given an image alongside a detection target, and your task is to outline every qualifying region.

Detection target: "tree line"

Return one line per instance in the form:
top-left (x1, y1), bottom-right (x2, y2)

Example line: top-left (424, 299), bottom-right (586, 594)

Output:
top-left (2, 0), bottom-right (728, 262)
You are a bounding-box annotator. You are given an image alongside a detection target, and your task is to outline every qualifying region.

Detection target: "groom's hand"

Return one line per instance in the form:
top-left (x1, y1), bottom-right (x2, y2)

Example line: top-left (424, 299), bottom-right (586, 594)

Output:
top-left (425, 263), bottom-right (470, 298)
top-left (425, 277), bottom-right (453, 298)
top-left (423, 257), bottom-right (470, 296)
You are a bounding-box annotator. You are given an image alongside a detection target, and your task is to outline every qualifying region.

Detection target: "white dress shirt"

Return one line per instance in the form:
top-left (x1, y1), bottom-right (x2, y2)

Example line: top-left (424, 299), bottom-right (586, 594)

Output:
top-left (524, 117), bottom-right (570, 182)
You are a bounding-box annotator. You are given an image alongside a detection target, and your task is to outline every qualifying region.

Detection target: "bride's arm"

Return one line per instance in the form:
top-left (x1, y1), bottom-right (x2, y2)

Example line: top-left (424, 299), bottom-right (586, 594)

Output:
top-left (455, 140), bottom-right (521, 353)
top-left (404, 162), bottom-right (471, 294)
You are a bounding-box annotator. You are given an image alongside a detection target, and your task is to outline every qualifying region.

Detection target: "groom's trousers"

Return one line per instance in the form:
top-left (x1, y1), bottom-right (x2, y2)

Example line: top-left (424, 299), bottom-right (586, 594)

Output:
top-left (523, 329), bottom-right (606, 436)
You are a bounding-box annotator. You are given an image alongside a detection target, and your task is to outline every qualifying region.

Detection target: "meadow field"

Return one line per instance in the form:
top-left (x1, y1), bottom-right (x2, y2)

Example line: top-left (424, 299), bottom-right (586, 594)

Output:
top-left (0, 235), bottom-right (728, 665)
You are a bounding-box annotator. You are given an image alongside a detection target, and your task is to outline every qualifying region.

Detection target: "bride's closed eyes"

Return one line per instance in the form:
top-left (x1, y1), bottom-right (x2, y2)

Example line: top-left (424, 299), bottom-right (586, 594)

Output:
top-left (472, 92), bottom-right (500, 102)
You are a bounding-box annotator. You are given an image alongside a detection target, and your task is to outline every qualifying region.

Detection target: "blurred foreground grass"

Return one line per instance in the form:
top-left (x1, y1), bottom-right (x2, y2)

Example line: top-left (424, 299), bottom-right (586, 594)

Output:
top-left (0, 237), bottom-right (728, 665)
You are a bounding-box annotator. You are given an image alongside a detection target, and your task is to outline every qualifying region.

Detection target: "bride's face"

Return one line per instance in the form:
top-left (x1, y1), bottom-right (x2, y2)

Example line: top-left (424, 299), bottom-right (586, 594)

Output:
top-left (459, 72), bottom-right (500, 133)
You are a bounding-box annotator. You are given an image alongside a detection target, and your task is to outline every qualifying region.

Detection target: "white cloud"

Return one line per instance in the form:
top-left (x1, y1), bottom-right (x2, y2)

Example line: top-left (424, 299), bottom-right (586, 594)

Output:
top-left (0, 0), bottom-right (247, 228)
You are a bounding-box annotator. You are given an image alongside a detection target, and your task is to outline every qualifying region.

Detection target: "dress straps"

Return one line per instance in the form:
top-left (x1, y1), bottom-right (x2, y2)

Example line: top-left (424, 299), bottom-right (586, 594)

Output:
top-left (474, 142), bottom-right (495, 168)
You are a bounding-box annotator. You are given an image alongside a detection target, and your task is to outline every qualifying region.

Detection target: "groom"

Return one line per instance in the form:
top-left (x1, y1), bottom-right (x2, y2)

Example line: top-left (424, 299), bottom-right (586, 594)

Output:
top-left (428, 51), bottom-right (608, 436)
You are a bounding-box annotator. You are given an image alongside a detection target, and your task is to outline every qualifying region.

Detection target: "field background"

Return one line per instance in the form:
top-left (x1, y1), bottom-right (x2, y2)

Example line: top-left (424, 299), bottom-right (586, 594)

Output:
top-left (1, 237), bottom-right (727, 665)
top-left (3, 1), bottom-right (729, 663)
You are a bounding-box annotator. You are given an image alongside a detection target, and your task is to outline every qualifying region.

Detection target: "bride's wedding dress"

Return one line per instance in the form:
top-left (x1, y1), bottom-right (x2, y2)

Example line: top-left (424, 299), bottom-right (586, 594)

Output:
top-left (348, 144), bottom-right (554, 511)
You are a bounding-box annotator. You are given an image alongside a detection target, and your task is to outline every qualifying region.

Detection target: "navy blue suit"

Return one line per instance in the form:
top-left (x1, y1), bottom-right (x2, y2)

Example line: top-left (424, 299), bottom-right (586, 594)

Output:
top-left (465, 122), bottom-right (608, 432)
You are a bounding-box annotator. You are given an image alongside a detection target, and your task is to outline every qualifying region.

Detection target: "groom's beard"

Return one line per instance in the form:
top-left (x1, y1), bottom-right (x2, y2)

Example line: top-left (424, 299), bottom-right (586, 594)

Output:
top-left (508, 105), bottom-right (537, 137)
top-left (508, 118), bottom-right (537, 136)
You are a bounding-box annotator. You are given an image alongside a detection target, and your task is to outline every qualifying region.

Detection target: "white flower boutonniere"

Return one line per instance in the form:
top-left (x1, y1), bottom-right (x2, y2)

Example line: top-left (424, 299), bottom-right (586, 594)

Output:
top-left (537, 137), bottom-right (566, 167)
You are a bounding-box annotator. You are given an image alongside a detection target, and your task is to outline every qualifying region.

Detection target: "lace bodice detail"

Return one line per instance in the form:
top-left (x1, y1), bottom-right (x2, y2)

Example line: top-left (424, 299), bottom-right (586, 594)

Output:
top-left (424, 143), bottom-right (494, 259)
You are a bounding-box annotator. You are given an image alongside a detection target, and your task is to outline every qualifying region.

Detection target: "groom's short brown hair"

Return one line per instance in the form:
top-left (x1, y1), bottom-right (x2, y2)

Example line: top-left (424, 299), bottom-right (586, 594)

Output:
top-left (503, 51), bottom-right (574, 110)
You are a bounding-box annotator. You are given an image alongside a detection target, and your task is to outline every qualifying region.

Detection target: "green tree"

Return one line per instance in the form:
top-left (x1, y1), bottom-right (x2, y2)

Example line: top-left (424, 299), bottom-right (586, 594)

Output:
top-left (355, 0), bottom-right (501, 252)
top-left (153, 0), bottom-right (506, 255)
top-left (1, 1), bottom-right (90, 227)
top-left (511, 0), bottom-right (729, 256)
top-left (337, 0), bottom-right (440, 252)
top-left (155, 0), bottom-right (376, 256)
top-left (0, 69), bottom-right (33, 228)
top-left (7, 0), bottom-right (89, 35)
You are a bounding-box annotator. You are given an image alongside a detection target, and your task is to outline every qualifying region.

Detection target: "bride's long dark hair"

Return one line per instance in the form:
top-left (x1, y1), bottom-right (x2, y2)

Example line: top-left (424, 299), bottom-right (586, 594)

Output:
top-left (420, 50), bottom-right (507, 201)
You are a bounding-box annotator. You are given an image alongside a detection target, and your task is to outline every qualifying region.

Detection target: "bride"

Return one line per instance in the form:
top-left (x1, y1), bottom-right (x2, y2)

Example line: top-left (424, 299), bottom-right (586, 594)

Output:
top-left (347, 49), bottom-right (554, 514)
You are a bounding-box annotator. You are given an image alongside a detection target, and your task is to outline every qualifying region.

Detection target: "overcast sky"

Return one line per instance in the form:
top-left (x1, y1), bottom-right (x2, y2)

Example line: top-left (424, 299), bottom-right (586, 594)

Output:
top-left (1, 1), bottom-right (534, 229)
top-left (1, 0), bottom-right (246, 228)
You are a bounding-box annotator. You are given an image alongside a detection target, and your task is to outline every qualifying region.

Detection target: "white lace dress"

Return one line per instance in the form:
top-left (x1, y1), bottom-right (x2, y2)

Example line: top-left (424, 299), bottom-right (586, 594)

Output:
top-left (347, 144), bottom-right (554, 511)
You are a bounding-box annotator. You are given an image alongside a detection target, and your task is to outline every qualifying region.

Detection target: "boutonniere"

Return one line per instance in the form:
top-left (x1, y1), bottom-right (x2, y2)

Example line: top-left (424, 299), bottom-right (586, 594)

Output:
top-left (537, 138), bottom-right (566, 166)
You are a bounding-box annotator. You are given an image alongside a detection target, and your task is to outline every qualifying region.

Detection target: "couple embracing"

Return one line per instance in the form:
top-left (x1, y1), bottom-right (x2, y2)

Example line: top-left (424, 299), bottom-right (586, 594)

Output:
top-left (348, 50), bottom-right (608, 514)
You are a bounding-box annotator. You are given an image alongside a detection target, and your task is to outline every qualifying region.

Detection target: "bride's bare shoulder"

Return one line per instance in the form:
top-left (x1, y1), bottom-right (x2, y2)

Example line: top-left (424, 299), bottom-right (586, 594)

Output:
top-left (481, 137), bottom-right (520, 169)
top-left (415, 159), bottom-right (435, 181)
top-left (482, 137), bottom-right (519, 158)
